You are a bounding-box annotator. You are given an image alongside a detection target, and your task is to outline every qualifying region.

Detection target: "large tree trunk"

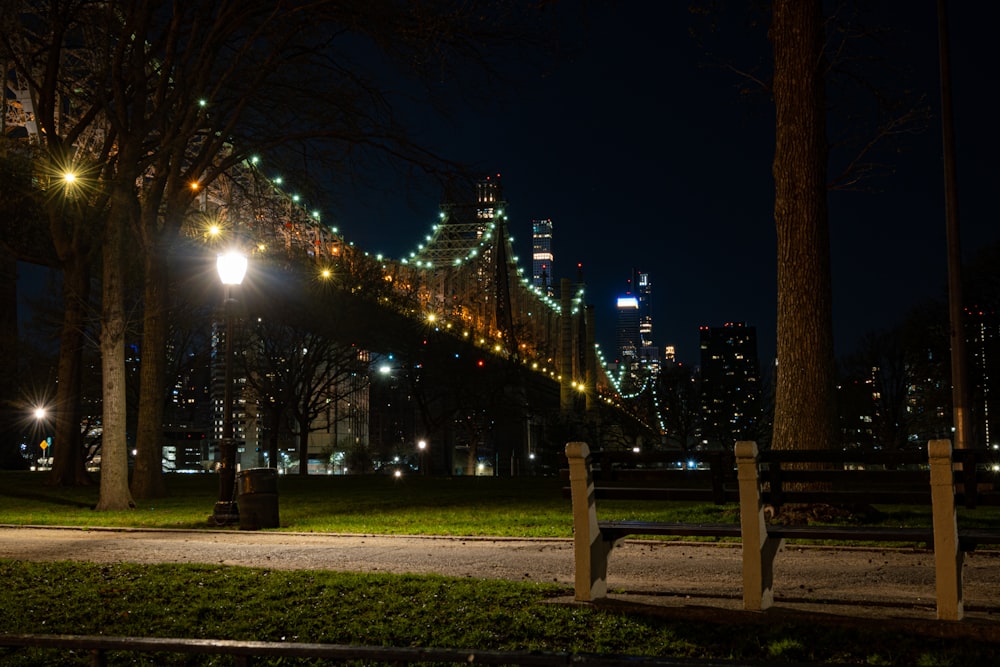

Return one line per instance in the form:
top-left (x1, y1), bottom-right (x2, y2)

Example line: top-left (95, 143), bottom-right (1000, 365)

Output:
top-left (131, 246), bottom-right (169, 499)
top-left (95, 190), bottom-right (135, 511)
top-left (47, 253), bottom-right (92, 486)
top-left (0, 251), bottom-right (21, 469)
top-left (770, 0), bottom-right (838, 452)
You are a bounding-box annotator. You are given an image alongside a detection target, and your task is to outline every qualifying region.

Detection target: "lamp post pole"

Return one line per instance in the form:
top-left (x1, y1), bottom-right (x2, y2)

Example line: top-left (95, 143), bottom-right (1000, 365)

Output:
top-left (212, 251), bottom-right (247, 525)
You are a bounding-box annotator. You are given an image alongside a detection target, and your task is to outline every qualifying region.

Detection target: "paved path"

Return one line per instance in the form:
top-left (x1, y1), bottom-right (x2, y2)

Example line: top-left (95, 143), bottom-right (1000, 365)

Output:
top-left (2, 525), bottom-right (999, 631)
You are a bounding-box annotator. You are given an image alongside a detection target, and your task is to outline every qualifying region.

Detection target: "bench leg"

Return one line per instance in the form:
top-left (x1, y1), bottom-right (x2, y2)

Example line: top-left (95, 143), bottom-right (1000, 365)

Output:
top-left (743, 534), bottom-right (784, 611)
top-left (736, 441), bottom-right (781, 611)
top-left (566, 441), bottom-right (615, 601)
top-left (929, 439), bottom-right (964, 620)
top-left (580, 532), bottom-right (618, 601)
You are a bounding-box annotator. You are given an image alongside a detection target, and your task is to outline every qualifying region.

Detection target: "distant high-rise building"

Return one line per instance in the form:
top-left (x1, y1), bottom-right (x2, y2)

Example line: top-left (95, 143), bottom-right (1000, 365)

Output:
top-left (663, 345), bottom-right (676, 364)
top-left (616, 293), bottom-right (640, 364)
top-left (532, 218), bottom-right (554, 295)
top-left (476, 173), bottom-right (503, 218)
top-left (699, 322), bottom-right (761, 446)
top-left (615, 269), bottom-right (664, 396)
top-left (634, 270), bottom-right (658, 366)
top-left (966, 305), bottom-right (1000, 447)
top-left (616, 269), bottom-right (659, 367)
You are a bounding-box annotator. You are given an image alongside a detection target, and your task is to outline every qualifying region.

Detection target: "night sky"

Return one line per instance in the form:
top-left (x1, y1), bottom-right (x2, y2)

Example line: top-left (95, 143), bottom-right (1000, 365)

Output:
top-left (332, 3), bottom-right (1000, 368)
top-left (13, 4), bottom-right (998, 371)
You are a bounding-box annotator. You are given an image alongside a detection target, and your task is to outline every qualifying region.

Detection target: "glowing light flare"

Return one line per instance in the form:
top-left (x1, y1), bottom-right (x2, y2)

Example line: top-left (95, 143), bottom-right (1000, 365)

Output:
top-left (217, 250), bottom-right (248, 285)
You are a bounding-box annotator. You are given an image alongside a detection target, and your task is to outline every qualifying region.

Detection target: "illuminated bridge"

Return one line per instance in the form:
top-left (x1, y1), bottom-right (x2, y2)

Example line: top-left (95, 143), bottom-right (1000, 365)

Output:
top-left (3, 67), bottom-right (660, 474)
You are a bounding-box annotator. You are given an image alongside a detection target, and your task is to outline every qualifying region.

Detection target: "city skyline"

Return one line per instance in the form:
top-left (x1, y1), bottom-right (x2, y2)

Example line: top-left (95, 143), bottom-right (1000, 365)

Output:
top-left (330, 3), bottom-right (999, 367)
top-left (11, 5), bottom-right (998, 370)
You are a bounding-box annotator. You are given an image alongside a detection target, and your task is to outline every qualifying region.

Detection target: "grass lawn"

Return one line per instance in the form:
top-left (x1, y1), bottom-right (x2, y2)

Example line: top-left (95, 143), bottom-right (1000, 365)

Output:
top-left (1, 471), bottom-right (999, 665)
top-left (0, 471), bottom-right (580, 535)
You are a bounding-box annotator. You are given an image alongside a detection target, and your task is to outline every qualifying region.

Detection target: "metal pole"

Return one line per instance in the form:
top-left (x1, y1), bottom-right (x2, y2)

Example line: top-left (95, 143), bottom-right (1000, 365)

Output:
top-left (937, 0), bottom-right (971, 449)
top-left (212, 285), bottom-right (239, 523)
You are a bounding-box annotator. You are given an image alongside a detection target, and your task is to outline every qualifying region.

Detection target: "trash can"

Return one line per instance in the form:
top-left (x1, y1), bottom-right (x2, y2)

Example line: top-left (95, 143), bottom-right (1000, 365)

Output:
top-left (238, 467), bottom-right (279, 530)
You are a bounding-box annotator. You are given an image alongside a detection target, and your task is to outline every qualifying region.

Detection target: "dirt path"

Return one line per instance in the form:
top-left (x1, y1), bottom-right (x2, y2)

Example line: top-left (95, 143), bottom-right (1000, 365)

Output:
top-left (2, 525), bottom-right (999, 630)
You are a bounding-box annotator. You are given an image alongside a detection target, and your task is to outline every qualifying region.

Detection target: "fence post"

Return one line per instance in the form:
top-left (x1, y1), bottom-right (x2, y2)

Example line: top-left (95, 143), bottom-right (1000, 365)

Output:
top-left (565, 441), bottom-right (612, 601)
top-left (735, 441), bottom-right (782, 611)
top-left (928, 438), bottom-right (963, 621)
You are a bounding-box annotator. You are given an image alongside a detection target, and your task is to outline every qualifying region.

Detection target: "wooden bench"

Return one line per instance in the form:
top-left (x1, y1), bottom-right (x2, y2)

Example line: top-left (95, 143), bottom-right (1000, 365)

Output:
top-left (564, 439), bottom-right (1000, 621)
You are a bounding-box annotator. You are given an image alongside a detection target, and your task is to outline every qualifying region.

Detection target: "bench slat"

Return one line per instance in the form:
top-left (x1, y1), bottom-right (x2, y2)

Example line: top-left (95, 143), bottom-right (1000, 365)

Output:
top-left (598, 521), bottom-right (741, 541)
top-left (594, 487), bottom-right (738, 502)
top-left (760, 490), bottom-right (933, 505)
top-left (956, 528), bottom-right (1000, 549)
top-left (766, 525), bottom-right (932, 543)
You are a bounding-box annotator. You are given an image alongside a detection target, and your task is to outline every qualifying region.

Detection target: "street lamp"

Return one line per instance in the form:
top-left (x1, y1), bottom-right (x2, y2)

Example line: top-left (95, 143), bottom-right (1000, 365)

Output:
top-left (32, 406), bottom-right (52, 470)
top-left (417, 439), bottom-right (427, 475)
top-left (212, 250), bottom-right (247, 525)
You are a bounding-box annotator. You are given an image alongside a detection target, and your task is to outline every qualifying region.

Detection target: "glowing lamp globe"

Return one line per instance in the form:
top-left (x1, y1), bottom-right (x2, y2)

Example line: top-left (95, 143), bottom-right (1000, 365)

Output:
top-left (217, 251), bottom-right (247, 285)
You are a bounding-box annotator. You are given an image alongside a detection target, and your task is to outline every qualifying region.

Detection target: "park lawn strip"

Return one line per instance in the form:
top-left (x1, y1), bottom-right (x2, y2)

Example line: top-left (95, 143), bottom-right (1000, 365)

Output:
top-left (6, 472), bottom-right (997, 540)
top-left (0, 560), bottom-right (996, 666)
top-left (0, 472), bottom-right (578, 536)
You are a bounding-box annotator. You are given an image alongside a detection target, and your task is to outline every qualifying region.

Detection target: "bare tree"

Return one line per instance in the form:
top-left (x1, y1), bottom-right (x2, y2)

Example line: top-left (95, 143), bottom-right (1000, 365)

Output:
top-left (770, 0), bottom-right (838, 452)
top-left (840, 329), bottom-right (911, 452)
top-left (4, 1), bottom-right (554, 506)
top-left (244, 310), bottom-right (370, 476)
top-left (657, 363), bottom-right (702, 452)
top-left (694, 2), bottom-right (930, 453)
top-left (1, 0), bottom-right (114, 487)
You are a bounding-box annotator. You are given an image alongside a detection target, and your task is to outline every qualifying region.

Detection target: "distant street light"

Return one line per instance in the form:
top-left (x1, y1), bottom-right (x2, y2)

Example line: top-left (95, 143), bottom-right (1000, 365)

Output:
top-left (32, 406), bottom-right (52, 470)
top-left (212, 250), bottom-right (247, 525)
top-left (417, 439), bottom-right (427, 475)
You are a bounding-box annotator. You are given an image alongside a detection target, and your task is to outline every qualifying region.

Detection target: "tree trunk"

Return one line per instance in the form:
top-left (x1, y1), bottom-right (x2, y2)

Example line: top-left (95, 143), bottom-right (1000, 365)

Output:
top-left (770, 0), bottom-right (838, 452)
top-left (95, 190), bottom-right (135, 511)
top-left (298, 424), bottom-right (309, 475)
top-left (0, 251), bottom-right (23, 470)
top-left (47, 253), bottom-right (92, 486)
top-left (131, 246), bottom-right (169, 499)
top-left (266, 408), bottom-right (281, 470)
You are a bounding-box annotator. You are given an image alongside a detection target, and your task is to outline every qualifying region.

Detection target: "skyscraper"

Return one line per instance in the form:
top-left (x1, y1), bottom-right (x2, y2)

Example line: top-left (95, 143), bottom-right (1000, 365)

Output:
top-left (616, 269), bottom-right (658, 366)
top-left (616, 293), bottom-right (640, 364)
top-left (614, 269), bottom-right (664, 397)
top-left (635, 270), bottom-right (658, 366)
top-left (966, 305), bottom-right (999, 448)
top-left (699, 322), bottom-right (761, 446)
top-left (532, 218), bottom-right (554, 296)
